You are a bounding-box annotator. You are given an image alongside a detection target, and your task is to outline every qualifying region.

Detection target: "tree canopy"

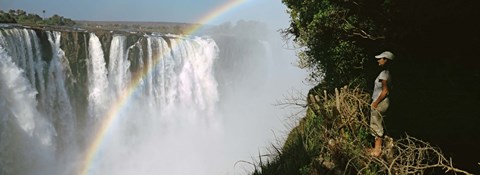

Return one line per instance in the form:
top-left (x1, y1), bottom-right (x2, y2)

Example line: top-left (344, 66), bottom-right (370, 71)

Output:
top-left (281, 0), bottom-right (389, 89)
top-left (281, 0), bottom-right (480, 172)
top-left (0, 9), bottom-right (75, 26)
top-left (281, 0), bottom-right (479, 89)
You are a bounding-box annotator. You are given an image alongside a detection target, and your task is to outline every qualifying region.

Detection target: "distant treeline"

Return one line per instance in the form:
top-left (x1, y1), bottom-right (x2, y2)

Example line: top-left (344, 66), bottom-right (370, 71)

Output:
top-left (0, 9), bottom-right (75, 26)
top-left (75, 20), bottom-right (203, 34)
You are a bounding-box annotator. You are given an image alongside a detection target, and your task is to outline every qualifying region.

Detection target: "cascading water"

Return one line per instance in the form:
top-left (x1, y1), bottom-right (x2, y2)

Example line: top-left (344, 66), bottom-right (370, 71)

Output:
top-left (1, 28), bottom-right (58, 175)
top-left (0, 27), bottom-right (224, 175)
top-left (45, 31), bottom-right (78, 160)
top-left (107, 35), bottom-right (131, 98)
top-left (85, 33), bottom-right (222, 175)
top-left (0, 25), bottom-right (306, 175)
top-left (87, 33), bottom-right (110, 121)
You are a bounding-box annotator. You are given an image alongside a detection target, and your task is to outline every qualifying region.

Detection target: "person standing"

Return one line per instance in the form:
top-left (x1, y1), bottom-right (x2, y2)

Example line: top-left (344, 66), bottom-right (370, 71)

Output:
top-left (369, 51), bottom-right (394, 157)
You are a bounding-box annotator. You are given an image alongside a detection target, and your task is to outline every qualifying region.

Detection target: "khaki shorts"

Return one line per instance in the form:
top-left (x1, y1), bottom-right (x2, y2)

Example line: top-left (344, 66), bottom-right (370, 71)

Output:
top-left (370, 98), bottom-right (389, 137)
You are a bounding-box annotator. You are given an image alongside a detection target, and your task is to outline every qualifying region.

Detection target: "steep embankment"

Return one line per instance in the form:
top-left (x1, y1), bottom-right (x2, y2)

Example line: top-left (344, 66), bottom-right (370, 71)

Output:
top-left (252, 87), bottom-right (472, 175)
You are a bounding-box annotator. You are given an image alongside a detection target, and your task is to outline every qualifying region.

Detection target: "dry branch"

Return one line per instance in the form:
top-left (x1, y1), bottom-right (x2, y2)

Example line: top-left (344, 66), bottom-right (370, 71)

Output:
top-left (307, 86), bottom-right (472, 175)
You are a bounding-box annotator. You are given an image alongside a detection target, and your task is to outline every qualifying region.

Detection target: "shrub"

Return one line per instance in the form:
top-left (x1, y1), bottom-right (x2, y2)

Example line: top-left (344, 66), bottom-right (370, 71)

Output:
top-left (252, 86), bottom-right (472, 175)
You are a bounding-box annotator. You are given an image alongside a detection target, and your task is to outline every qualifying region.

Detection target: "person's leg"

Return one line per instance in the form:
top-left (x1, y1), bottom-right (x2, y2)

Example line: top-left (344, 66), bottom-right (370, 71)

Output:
top-left (370, 111), bottom-right (384, 137)
top-left (369, 98), bottom-right (389, 157)
top-left (369, 109), bottom-right (383, 157)
top-left (371, 137), bottom-right (382, 157)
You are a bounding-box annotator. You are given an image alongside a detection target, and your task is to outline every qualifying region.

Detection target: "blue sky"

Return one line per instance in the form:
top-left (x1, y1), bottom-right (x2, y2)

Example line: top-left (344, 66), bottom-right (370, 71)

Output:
top-left (0, 0), bottom-right (291, 29)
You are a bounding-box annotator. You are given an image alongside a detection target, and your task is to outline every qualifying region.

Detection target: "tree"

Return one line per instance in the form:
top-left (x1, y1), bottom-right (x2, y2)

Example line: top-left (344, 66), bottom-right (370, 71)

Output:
top-left (44, 14), bottom-right (75, 26)
top-left (281, 0), bottom-right (392, 89)
top-left (16, 13), bottom-right (42, 24)
top-left (0, 12), bottom-right (17, 23)
top-left (0, 9), bottom-right (76, 26)
top-left (15, 9), bottom-right (26, 16)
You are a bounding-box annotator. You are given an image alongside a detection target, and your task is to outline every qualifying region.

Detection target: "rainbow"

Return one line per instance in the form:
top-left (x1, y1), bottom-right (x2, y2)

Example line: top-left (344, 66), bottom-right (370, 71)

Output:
top-left (78, 0), bottom-right (248, 174)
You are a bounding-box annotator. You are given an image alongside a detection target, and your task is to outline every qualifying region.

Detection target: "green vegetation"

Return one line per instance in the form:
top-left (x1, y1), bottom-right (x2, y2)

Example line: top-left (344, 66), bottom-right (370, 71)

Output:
top-left (252, 0), bottom-right (479, 174)
top-left (280, 0), bottom-right (389, 89)
top-left (279, 0), bottom-right (479, 91)
top-left (0, 9), bottom-right (75, 26)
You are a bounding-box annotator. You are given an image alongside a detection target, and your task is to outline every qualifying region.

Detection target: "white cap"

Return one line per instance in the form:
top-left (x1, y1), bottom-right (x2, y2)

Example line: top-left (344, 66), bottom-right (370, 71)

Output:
top-left (375, 51), bottom-right (394, 60)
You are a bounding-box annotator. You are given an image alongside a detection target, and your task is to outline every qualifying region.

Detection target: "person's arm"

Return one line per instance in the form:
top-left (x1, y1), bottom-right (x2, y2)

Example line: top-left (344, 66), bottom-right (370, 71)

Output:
top-left (372, 79), bottom-right (388, 108)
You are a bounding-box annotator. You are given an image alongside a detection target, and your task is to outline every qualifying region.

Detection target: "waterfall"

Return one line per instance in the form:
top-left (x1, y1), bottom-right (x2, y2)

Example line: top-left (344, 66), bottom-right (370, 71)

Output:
top-left (45, 31), bottom-right (77, 157)
top-left (108, 35), bottom-right (131, 97)
top-left (1, 27), bottom-right (224, 174)
top-left (0, 29), bottom-right (40, 89)
top-left (0, 46), bottom-right (37, 136)
top-left (145, 36), bottom-right (155, 104)
top-left (0, 25), bottom-right (301, 175)
top-left (0, 29), bottom-right (56, 175)
top-left (31, 30), bottom-right (47, 107)
top-left (87, 33), bottom-right (109, 120)
top-left (86, 35), bottom-right (221, 175)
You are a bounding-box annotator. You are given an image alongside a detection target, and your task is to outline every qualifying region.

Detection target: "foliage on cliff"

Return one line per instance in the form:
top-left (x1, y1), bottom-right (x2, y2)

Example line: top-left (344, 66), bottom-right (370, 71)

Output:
top-left (251, 87), bottom-right (472, 175)
top-left (280, 0), bottom-right (390, 88)
top-left (280, 0), bottom-right (479, 90)
top-left (278, 0), bottom-right (480, 172)
top-left (0, 9), bottom-right (75, 26)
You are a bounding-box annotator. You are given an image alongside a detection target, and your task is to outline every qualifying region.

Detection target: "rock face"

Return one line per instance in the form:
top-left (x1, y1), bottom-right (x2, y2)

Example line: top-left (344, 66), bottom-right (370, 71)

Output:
top-left (5, 26), bottom-right (161, 121)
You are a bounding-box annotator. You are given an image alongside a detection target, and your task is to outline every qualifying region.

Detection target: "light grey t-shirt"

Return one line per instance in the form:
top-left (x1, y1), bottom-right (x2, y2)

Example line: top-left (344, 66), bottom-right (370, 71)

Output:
top-left (372, 70), bottom-right (390, 101)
